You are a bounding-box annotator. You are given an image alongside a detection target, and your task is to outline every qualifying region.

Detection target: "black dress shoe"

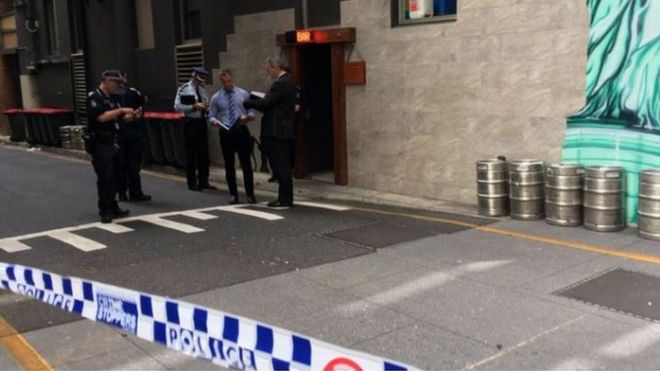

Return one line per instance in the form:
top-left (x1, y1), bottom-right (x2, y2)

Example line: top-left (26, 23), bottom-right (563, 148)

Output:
top-left (189, 185), bottom-right (202, 191)
top-left (129, 194), bottom-right (152, 202)
top-left (100, 214), bottom-right (113, 224)
top-left (118, 193), bottom-right (128, 202)
top-left (267, 176), bottom-right (279, 183)
top-left (228, 196), bottom-right (240, 205)
top-left (246, 195), bottom-right (257, 204)
top-left (267, 200), bottom-right (292, 208)
top-left (112, 207), bottom-right (130, 218)
top-left (199, 184), bottom-right (217, 190)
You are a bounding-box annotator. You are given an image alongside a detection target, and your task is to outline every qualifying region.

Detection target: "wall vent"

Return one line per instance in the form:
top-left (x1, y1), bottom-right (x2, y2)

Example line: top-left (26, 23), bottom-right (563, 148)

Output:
top-left (175, 42), bottom-right (204, 85)
top-left (71, 52), bottom-right (87, 125)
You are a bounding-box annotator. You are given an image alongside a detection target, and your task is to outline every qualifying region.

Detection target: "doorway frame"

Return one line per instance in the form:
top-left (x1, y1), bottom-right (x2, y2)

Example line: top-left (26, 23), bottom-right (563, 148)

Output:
top-left (276, 27), bottom-right (356, 186)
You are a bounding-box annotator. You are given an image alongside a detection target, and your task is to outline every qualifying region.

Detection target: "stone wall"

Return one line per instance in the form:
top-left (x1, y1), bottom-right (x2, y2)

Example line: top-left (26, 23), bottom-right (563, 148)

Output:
top-left (341, 0), bottom-right (589, 204)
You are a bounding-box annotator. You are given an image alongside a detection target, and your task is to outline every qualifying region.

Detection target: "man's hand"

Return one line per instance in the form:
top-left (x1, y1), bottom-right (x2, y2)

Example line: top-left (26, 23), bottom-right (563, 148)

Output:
top-left (239, 115), bottom-right (251, 125)
top-left (193, 103), bottom-right (208, 112)
top-left (122, 108), bottom-right (137, 122)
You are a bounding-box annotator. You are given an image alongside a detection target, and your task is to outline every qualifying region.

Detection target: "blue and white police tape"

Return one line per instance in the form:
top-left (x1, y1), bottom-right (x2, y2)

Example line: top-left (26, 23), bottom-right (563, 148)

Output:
top-left (0, 262), bottom-right (415, 371)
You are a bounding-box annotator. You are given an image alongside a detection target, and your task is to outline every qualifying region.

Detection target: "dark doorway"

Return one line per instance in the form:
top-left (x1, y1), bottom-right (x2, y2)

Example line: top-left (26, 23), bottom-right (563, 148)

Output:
top-left (3, 54), bottom-right (23, 108)
top-left (299, 44), bottom-right (333, 176)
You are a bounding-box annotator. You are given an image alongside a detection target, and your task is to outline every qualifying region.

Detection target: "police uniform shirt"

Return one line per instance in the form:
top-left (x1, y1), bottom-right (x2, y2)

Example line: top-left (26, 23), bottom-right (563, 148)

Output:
top-left (174, 81), bottom-right (208, 119)
top-left (117, 87), bottom-right (146, 110)
top-left (87, 88), bottom-right (120, 135)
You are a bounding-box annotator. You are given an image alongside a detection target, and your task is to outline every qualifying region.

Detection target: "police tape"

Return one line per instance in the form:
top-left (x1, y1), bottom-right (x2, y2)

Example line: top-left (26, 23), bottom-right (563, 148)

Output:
top-left (0, 262), bottom-right (416, 371)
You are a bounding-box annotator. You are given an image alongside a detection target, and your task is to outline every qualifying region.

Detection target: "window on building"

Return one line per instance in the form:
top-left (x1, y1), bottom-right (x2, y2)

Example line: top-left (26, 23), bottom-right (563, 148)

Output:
top-left (135, 0), bottom-right (155, 49)
top-left (176, 0), bottom-right (201, 42)
top-left (44, 0), bottom-right (59, 55)
top-left (392, 0), bottom-right (457, 27)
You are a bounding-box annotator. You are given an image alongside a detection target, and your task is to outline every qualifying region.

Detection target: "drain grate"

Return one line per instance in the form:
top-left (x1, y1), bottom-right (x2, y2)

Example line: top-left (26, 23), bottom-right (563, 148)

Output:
top-left (556, 268), bottom-right (660, 323)
top-left (320, 222), bottom-right (437, 249)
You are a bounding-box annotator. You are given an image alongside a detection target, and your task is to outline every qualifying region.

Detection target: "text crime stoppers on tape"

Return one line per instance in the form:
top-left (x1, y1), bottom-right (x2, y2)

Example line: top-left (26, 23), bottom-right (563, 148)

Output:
top-left (0, 262), bottom-right (415, 371)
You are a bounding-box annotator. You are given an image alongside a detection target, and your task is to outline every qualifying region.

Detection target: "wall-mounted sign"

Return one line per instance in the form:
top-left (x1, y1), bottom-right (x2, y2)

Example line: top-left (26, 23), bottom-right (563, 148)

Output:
top-left (279, 28), bottom-right (356, 46)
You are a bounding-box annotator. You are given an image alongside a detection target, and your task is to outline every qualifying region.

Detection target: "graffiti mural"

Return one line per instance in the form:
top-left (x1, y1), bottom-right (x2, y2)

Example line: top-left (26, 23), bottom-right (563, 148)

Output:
top-left (562, 0), bottom-right (660, 223)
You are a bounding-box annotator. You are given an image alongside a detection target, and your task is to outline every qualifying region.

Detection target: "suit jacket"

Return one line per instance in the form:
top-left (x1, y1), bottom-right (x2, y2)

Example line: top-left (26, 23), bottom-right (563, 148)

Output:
top-left (244, 73), bottom-right (297, 140)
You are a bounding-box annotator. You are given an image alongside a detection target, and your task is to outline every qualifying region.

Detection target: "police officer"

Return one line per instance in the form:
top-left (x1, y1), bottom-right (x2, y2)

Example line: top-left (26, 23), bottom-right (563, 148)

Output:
top-left (87, 70), bottom-right (136, 223)
top-left (174, 67), bottom-right (216, 191)
top-left (116, 74), bottom-right (151, 202)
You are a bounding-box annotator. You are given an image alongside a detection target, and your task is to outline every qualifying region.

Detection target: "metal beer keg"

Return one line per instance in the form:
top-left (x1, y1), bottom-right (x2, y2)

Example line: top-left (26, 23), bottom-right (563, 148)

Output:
top-left (637, 169), bottom-right (660, 240)
top-left (510, 160), bottom-right (544, 220)
top-left (583, 166), bottom-right (625, 232)
top-left (545, 164), bottom-right (584, 226)
top-left (476, 159), bottom-right (509, 216)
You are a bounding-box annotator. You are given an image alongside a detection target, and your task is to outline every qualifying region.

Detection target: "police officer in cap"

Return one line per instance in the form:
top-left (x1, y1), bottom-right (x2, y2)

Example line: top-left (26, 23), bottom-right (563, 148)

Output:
top-left (174, 67), bottom-right (216, 191)
top-left (87, 70), bottom-right (136, 223)
top-left (116, 73), bottom-right (151, 202)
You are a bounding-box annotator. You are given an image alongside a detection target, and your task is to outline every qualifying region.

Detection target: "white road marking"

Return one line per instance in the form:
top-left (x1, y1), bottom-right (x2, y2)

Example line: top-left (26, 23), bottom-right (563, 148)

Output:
top-left (294, 201), bottom-right (351, 211)
top-left (219, 206), bottom-right (284, 221)
top-left (94, 223), bottom-right (134, 233)
top-left (337, 260), bottom-right (512, 314)
top-left (0, 201), bottom-right (334, 252)
top-left (0, 239), bottom-right (32, 253)
top-left (140, 216), bottom-right (204, 234)
top-left (48, 230), bottom-right (106, 252)
top-left (597, 324), bottom-right (660, 358)
top-left (551, 358), bottom-right (598, 370)
top-left (465, 315), bottom-right (586, 370)
top-left (180, 211), bottom-right (219, 221)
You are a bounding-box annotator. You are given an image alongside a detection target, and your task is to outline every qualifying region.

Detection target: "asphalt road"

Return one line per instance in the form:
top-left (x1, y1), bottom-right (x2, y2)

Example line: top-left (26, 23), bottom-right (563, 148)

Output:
top-left (0, 144), bottom-right (487, 334)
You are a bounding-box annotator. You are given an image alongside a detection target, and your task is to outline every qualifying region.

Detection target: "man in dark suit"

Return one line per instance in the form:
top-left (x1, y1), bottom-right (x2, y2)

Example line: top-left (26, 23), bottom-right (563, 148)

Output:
top-left (244, 57), bottom-right (297, 208)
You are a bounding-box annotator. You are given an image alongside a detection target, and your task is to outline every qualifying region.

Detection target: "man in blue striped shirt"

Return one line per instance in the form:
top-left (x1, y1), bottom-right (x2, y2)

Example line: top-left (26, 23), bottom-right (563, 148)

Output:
top-left (208, 70), bottom-right (257, 204)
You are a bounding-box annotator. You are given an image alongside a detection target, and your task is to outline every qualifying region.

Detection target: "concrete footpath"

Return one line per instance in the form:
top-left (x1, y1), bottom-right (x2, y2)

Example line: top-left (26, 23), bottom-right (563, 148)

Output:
top-left (3, 138), bottom-right (660, 369)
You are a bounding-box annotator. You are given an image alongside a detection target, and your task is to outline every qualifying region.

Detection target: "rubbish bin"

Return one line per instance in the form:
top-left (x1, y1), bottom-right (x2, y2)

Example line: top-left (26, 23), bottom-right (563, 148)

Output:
top-left (166, 113), bottom-right (187, 168)
top-left (159, 115), bottom-right (176, 166)
top-left (4, 109), bottom-right (26, 142)
top-left (140, 123), bottom-right (152, 165)
top-left (144, 112), bottom-right (166, 165)
top-left (41, 108), bottom-right (74, 147)
top-left (33, 109), bottom-right (53, 145)
top-left (23, 108), bottom-right (41, 145)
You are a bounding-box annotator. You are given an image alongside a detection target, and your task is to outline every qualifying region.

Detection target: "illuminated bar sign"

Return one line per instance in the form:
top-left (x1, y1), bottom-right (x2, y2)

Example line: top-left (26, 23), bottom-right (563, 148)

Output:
top-left (296, 31), bottom-right (312, 43)
top-left (280, 28), bottom-right (356, 46)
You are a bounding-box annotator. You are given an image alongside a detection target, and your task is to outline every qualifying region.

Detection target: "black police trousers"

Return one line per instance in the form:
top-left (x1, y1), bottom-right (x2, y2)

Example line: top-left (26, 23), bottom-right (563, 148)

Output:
top-left (90, 140), bottom-right (120, 216)
top-left (183, 118), bottom-right (210, 188)
top-left (267, 137), bottom-right (294, 204)
top-left (116, 125), bottom-right (145, 197)
top-left (220, 125), bottom-right (254, 197)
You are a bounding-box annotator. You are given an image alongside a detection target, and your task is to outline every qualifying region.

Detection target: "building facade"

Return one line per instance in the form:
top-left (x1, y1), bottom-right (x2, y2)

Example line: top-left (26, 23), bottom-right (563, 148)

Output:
top-left (13, 0), bottom-right (594, 207)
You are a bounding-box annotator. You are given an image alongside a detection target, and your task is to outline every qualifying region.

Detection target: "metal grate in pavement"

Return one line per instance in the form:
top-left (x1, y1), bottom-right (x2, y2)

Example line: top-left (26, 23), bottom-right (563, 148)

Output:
top-left (320, 222), bottom-right (437, 249)
top-left (555, 268), bottom-right (660, 323)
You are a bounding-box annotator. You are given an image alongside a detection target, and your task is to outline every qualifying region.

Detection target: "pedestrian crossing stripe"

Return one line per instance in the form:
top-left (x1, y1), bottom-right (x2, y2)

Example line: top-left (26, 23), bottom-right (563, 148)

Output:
top-left (0, 202), bottom-right (350, 253)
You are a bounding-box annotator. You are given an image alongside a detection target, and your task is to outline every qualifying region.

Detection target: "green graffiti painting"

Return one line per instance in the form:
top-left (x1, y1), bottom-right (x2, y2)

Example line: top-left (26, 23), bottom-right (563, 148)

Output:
top-left (562, 0), bottom-right (660, 223)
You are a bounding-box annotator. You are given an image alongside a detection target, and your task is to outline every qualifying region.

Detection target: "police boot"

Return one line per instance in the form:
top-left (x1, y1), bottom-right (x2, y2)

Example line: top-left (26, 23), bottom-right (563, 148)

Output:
top-left (112, 207), bottom-right (130, 218)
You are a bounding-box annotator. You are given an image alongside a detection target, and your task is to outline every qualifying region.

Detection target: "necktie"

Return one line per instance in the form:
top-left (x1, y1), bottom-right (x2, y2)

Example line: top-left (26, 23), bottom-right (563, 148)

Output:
top-left (227, 90), bottom-right (236, 128)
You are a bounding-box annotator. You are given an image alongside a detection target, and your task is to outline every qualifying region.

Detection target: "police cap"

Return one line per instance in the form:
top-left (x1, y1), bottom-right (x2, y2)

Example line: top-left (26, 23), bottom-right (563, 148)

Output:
top-left (101, 69), bottom-right (125, 81)
top-left (192, 67), bottom-right (209, 82)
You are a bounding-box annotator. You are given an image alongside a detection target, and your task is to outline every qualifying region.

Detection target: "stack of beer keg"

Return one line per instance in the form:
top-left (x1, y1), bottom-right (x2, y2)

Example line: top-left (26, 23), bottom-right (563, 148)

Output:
top-left (59, 125), bottom-right (87, 151)
top-left (476, 158), bottom-right (660, 240)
